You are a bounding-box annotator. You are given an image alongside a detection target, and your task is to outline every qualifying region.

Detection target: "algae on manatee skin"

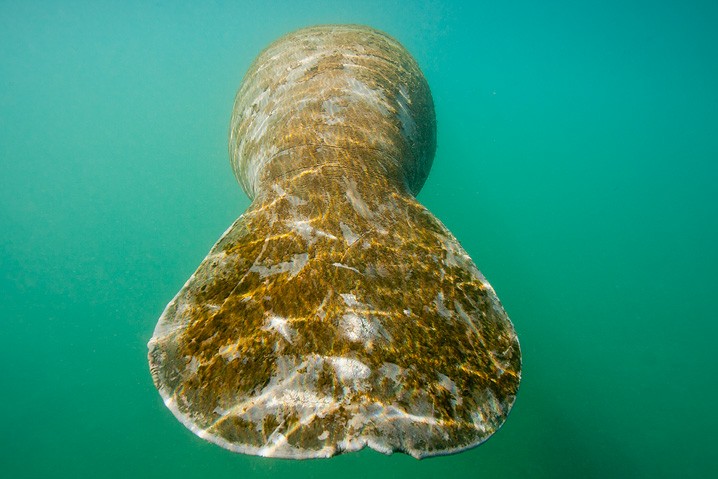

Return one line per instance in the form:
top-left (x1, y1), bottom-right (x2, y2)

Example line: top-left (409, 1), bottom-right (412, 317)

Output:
top-left (148, 24), bottom-right (520, 459)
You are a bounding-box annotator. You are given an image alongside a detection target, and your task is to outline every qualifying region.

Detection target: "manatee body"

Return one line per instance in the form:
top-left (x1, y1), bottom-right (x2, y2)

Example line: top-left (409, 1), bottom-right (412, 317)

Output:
top-left (148, 24), bottom-right (521, 459)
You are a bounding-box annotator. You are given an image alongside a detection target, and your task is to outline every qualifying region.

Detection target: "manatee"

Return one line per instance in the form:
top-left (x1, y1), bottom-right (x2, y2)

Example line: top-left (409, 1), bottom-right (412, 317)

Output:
top-left (148, 24), bottom-right (521, 459)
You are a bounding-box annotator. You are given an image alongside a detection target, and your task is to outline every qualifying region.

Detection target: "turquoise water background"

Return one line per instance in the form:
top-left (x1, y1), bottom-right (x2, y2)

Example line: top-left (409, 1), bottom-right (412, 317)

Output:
top-left (2, 1), bottom-right (716, 477)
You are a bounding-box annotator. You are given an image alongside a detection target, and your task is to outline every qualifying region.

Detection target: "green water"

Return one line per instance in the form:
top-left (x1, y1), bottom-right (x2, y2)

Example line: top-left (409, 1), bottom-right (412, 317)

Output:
top-left (2, 1), bottom-right (716, 477)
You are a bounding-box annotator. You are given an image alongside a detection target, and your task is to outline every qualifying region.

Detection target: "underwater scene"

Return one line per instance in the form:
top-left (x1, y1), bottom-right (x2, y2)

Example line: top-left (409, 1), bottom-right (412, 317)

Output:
top-left (1, 1), bottom-right (716, 478)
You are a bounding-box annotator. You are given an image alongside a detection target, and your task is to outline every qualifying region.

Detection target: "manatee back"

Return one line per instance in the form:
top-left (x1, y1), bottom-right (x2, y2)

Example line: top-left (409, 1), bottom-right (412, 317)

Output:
top-left (229, 25), bottom-right (436, 198)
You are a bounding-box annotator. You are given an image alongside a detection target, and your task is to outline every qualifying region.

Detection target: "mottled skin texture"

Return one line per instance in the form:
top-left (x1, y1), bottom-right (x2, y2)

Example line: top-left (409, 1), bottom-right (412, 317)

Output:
top-left (148, 25), bottom-right (521, 459)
